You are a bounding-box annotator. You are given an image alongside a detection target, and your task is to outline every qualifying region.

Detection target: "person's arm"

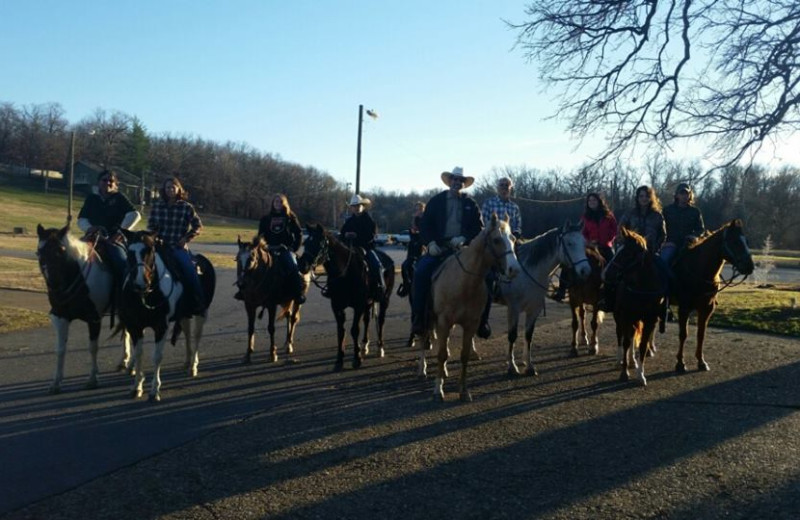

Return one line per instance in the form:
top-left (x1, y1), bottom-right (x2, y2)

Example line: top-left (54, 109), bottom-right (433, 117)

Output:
top-left (511, 203), bottom-right (522, 238)
top-left (120, 210), bottom-right (141, 230)
top-left (77, 196), bottom-right (96, 233)
top-left (182, 204), bottom-right (202, 244)
top-left (289, 215), bottom-right (303, 251)
top-left (257, 216), bottom-right (269, 239)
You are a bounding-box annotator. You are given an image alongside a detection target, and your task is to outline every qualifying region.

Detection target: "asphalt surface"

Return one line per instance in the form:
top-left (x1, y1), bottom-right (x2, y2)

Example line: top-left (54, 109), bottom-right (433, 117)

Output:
top-left (1, 248), bottom-right (799, 519)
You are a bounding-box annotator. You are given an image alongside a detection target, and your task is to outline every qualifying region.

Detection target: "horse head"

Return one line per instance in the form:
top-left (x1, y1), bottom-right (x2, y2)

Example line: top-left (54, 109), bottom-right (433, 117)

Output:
top-left (603, 226), bottom-right (649, 283)
top-left (484, 213), bottom-right (520, 280)
top-left (721, 219), bottom-right (755, 275)
top-left (122, 230), bottom-right (159, 295)
top-left (298, 223), bottom-right (328, 274)
top-left (36, 223), bottom-right (74, 288)
top-left (558, 219), bottom-right (591, 281)
top-left (236, 235), bottom-right (271, 289)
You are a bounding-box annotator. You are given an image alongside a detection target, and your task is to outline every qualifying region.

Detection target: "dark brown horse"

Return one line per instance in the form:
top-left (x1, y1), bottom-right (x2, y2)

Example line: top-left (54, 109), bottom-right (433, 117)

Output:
top-left (603, 227), bottom-right (664, 386)
top-left (671, 219), bottom-right (754, 372)
top-left (567, 246), bottom-right (606, 357)
top-left (236, 236), bottom-right (309, 364)
top-left (299, 223), bottom-right (395, 371)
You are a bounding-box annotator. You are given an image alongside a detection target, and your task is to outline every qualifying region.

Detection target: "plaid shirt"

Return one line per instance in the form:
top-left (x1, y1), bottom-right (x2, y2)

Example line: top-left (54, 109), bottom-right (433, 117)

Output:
top-left (481, 196), bottom-right (521, 236)
top-left (148, 199), bottom-right (202, 247)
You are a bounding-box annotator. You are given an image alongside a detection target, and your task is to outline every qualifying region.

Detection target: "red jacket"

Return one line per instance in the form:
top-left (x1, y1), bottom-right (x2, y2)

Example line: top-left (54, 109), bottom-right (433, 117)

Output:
top-left (581, 213), bottom-right (617, 249)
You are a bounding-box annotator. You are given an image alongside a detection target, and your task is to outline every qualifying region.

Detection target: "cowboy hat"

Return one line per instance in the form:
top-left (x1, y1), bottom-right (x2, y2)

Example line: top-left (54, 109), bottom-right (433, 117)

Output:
top-left (675, 182), bottom-right (692, 194)
top-left (440, 166), bottom-right (475, 188)
top-left (348, 193), bottom-right (371, 206)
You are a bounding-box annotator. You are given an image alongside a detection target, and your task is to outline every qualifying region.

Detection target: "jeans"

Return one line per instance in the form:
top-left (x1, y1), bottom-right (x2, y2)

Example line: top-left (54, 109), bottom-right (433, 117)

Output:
top-left (172, 248), bottom-right (205, 308)
top-left (411, 254), bottom-right (443, 325)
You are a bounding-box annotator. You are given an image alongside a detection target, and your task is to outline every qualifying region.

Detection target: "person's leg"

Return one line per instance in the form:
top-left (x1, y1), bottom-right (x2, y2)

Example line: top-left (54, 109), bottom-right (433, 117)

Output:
top-left (398, 257), bottom-right (412, 297)
top-left (411, 255), bottom-right (438, 335)
top-left (282, 251), bottom-right (306, 304)
top-left (477, 272), bottom-right (494, 339)
top-left (553, 267), bottom-right (569, 301)
top-left (368, 250), bottom-right (385, 294)
top-left (173, 248), bottom-right (205, 315)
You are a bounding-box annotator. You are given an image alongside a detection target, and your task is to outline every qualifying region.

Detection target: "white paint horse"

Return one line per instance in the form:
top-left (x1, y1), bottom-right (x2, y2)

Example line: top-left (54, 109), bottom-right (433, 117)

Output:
top-left (417, 214), bottom-right (521, 402)
top-left (498, 221), bottom-right (591, 377)
top-left (120, 230), bottom-right (215, 402)
top-left (36, 223), bottom-right (132, 394)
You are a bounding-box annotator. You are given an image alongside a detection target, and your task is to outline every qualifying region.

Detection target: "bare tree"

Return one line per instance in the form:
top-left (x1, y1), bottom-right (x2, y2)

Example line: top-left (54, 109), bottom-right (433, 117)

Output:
top-left (512, 0), bottom-right (800, 171)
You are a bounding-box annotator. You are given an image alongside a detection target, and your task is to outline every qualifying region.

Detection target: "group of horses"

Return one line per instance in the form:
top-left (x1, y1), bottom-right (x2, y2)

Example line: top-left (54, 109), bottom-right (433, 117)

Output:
top-left (35, 215), bottom-right (754, 403)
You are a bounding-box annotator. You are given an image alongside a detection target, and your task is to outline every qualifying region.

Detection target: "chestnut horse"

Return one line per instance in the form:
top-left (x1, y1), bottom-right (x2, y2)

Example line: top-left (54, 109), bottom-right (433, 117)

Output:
top-left (36, 223), bottom-right (131, 394)
top-left (671, 219), bottom-right (754, 372)
top-left (567, 246), bottom-right (606, 357)
top-left (603, 227), bottom-right (664, 386)
top-left (299, 224), bottom-right (395, 371)
top-left (236, 236), bottom-right (309, 364)
top-left (417, 214), bottom-right (521, 401)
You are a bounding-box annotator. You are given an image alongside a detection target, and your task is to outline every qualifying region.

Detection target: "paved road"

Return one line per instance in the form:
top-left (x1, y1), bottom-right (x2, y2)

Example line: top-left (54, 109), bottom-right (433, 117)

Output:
top-left (1, 249), bottom-right (799, 519)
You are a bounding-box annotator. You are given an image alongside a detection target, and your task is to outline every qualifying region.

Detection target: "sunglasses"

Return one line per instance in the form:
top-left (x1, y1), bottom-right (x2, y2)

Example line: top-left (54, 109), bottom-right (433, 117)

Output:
top-left (498, 183), bottom-right (511, 188)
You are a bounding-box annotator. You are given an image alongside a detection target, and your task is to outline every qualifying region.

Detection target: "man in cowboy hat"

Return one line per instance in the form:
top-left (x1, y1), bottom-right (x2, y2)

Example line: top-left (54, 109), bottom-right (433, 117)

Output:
top-left (340, 193), bottom-right (386, 298)
top-left (411, 166), bottom-right (489, 338)
top-left (661, 182), bottom-right (705, 268)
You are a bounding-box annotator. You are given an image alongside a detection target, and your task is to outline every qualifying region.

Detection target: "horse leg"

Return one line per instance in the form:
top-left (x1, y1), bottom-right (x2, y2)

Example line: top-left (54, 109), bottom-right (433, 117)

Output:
top-left (695, 302), bottom-right (715, 371)
top-left (619, 327), bottom-right (632, 382)
top-left (433, 323), bottom-right (450, 401)
top-left (361, 304), bottom-right (371, 357)
top-left (376, 299), bottom-right (388, 358)
top-left (149, 331), bottom-right (167, 402)
top-left (588, 307), bottom-right (600, 355)
top-left (49, 316), bottom-right (69, 394)
top-left (459, 333), bottom-right (474, 402)
top-left (243, 304), bottom-right (257, 365)
top-left (187, 316), bottom-right (205, 377)
top-left (524, 314), bottom-right (538, 377)
top-left (506, 308), bottom-right (521, 377)
top-left (636, 321), bottom-right (656, 387)
top-left (615, 317), bottom-right (625, 365)
top-left (267, 306), bottom-right (278, 363)
top-left (130, 332), bottom-right (145, 399)
top-left (333, 309), bottom-right (346, 372)
top-left (351, 308), bottom-right (363, 369)
top-left (86, 320), bottom-right (101, 390)
top-left (117, 328), bottom-right (133, 374)
top-left (675, 306), bottom-right (690, 373)
top-left (285, 304), bottom-right (300, 357)
top-left (569, 304), bottom-right (580, 357)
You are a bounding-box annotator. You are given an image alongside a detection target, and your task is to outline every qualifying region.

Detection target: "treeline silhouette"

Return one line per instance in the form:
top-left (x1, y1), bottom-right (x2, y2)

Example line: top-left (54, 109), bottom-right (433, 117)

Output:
top-left (1, 101), bottom-right (799, 248)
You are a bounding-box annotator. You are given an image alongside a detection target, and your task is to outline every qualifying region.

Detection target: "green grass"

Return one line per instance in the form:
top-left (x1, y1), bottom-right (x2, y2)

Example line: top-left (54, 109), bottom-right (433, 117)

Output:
top-left (712, 285), bottom-right (800, 337)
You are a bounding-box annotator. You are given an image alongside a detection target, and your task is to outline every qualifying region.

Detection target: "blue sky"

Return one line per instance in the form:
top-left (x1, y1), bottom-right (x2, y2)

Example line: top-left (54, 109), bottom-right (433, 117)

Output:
top-left (2, 1), bottom-right (798, 194)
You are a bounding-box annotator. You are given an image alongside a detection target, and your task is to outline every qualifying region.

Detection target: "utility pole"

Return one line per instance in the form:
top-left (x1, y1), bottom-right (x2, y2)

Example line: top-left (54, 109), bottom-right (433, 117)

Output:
top-left (67, 131), bottom-right (75, 223)
top-left (355, 104), bottom-right (363, 195)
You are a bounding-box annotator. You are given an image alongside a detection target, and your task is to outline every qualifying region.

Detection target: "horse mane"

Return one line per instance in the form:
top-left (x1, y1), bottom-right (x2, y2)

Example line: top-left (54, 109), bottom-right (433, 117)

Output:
top-left (585, 245), bottom-right (606, 267)
top-left (62, 231), bottom-right (91, 263)
top-left (686, 222), bottom-right (730, 251)
top-left (620, 227), bottom-right (648, 251)
top-left (517, 228), bottom-right (559, 268)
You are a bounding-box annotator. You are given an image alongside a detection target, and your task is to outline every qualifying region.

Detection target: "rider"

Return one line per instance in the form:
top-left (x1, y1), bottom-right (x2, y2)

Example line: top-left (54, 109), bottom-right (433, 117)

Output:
top-left (147, 176), bottom-right (205, 316)
top-left (411, 167), bottom-right (484, 337)
top-left (600, 185), bottom-right (665, 312)
top-left (661, 183), bottom-right (705, 269)
top-left (479, 176), bottom-right (522, 333)
top-left (253, 193), bottom-right (306, 304)
top-left (339, 193), bottom-right (385, 299)
top-left (77, 169), bottom-right (141, 287)
top-left (397, 201), bottom-right (426, 298)
top-left (553, 192), bottom-right (617, 301)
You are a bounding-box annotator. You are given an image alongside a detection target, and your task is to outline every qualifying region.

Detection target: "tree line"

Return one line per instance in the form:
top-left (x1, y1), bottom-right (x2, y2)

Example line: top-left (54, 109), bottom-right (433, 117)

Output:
top-left (1, 101), bottom-right (799, 249)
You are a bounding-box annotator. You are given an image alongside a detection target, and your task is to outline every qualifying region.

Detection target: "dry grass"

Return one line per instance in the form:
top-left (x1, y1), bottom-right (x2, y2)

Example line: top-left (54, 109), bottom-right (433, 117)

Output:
top-left (0, 306), bottom-right (49, 334)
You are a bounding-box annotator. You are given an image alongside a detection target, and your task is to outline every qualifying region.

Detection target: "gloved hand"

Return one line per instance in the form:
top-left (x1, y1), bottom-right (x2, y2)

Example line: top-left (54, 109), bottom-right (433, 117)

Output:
top-left (449, 236), bottom-right (466, 249)
top-left (427, 241), bottom-right (442, 257)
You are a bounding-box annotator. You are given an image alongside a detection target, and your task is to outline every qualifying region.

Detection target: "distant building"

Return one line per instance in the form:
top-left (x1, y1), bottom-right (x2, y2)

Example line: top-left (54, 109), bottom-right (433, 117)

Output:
top-left (71, 160), bottom-right (157, 205)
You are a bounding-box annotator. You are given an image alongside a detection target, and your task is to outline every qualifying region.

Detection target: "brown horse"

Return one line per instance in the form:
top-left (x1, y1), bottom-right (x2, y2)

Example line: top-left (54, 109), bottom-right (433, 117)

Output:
top-left (418, 214), bottom-right (521, 402)
top-left (567, 246), bottom-right (606, 357)
top-left (236, 236), bottom-right (309, 364)
top-left (299, 224), bottom-right (395, 371)
top-left (671, 219), bottom-right (754, 372)
top-left (603, 227), bottom-right (664, 386)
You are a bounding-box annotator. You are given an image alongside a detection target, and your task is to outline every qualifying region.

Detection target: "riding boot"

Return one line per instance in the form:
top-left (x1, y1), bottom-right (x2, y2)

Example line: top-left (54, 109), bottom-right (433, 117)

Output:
top-left (552, 285), bottom-right (567, 302)
top-left (233, 286), bottom-right (244, 301)
top-left (397, 282), bottom-right (409, 297)
top-left (477, 294), bottom-right (492, 339)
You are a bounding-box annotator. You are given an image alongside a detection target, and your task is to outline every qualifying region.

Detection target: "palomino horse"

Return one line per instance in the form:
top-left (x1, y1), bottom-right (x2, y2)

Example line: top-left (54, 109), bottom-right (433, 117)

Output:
top-left (299, 224), bottom-right (395, 371)
top-left (602, 227), bottom-right (664, 386)
top-left (567, 246), bottom-right (606, 357)
top-left (236, 236), bottom-right (309, 363)
top-left (418, 214), bottom-right (521, 402)
top-left (497, 221), bottom-right (591, 377)
top-left (36, 223), bottom-right (131, 394)
top-left (672, 219), bottom-right (754, 372)
top-left (121, 230), bottom-right (216, 402)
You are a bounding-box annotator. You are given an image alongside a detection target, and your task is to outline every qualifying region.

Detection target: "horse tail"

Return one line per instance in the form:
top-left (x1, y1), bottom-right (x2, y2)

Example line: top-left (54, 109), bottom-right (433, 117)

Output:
top-left (107, 321), bottom-right (126, 341)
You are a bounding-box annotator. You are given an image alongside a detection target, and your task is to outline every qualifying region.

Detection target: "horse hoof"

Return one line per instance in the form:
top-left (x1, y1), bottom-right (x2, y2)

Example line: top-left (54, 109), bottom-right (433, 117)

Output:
top-left (363, 344), bottom-right (370, 356)
top-left (698, 361), bottom-right (710, 372)
top-left (588, 346), bottom-right (599, 356)
top-left (569, 348), bottom-right (579, 358)
top-left (507, 367), bottom-right (521, 378)
top-left (433, 393), bottom-right (445, 402)
top-left (619, 372), bottom-right (629, 382)
top-left (675, 362), bottom-right (687, 373)
top-left (189, 367), bottom-right (198, 378)
top-left (148, 393), bottom-right (161, 403)
top-left (116, 363), bottom-right (127, 372)
top-left (638, 378), bottom-right (647, 387)
top-left (379, 348), bottom-right (385, 358)
top-left (270, 352), bottom-right (278, 363)
top-left (286, 344), bottom-right (294, 355)
top-left (333, 361), bottom-right (344, 372)
top-left (469, 350), bottom-right (481, 362)
top-left (352, 358), bottom-right (363, 369)
top-left (524, 367), bottom-right (538, 377)
top-left (48, 385), bottom-right (61, 395)
top-left (459, 391), bottom-right (473, 402)
top-left (86, 379), bottom-right (99, 390)
top-left (242, 356), bottom-right (252, 365)
top-left (130, 389), bottom-right (142, 399)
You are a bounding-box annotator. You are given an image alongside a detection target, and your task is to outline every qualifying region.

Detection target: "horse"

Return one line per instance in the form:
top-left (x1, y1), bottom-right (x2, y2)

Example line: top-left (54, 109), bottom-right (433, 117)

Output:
top-left (567, 246), bottom-right (606, 357)
top-left (36, 223), bottom-right (132, 394)
top-left (298, 224), bottom-right (395, 371)
top-left (120, 230), bottom-right (216, 402)
top-left (602, 227), bottom-right (664, 385)
top-left (397, 233), bottom-right (425, 349)
top-left (671, 219), bottom-right (754, 372)
top-left (497, 221), bottom-right (591, 377)
top-left (417, 213), bottom-right (521, 402)
top-left (235, 235), bottom-right (309, 363)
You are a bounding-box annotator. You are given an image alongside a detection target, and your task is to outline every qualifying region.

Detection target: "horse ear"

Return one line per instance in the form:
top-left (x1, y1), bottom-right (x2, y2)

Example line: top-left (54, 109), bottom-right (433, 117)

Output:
top-left (57, 224), bottom-right (69, 240)
top-left (733, 218), bottom-right (743, 228)
top-left (237, 234), bottom-right (242, 247)
top-left (490, 211), bottom-right (499, 227)
top-left (37, 224), bottom-right (46, 238)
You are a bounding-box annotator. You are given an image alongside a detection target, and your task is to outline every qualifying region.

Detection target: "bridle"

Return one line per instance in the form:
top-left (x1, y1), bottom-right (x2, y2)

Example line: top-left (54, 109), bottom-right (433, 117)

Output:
top-left (37, 237), bottom-right (96, 305)
top-left (125, 243), bottom-right (173, 310)
top-left (236, 244), bottom-right (271, 293)
top-left (454, 226), bottom-right (515, 278)
top-left (558, 230), bottom-right (590, 273)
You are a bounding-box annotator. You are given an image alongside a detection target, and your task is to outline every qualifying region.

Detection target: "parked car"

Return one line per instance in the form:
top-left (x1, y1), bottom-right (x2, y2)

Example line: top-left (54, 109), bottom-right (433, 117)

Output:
top-left (375, 233), bottom-right (394, 246)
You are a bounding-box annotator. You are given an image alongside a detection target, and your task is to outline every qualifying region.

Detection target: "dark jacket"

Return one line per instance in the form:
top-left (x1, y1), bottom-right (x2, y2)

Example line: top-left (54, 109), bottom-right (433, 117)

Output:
top-left (258, 212), bottom-right (303, 251)
top-left (618, 208), bottom-right (666, 253)
top-left (420, 190), bottom-right (483, 246)
top-left (663, 203), bottom-right (705, 248)
top-left (78, 192), bottom-right (136, 234)
top-left (340, 211), bottom-right (377, 249)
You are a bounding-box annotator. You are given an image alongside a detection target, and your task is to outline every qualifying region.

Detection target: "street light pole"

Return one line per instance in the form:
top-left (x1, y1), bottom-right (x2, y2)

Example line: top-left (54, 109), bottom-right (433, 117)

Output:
top-left (67, 130), bottom-right (75, 224)
top-left (355, 104), bottom-right (363, 195)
